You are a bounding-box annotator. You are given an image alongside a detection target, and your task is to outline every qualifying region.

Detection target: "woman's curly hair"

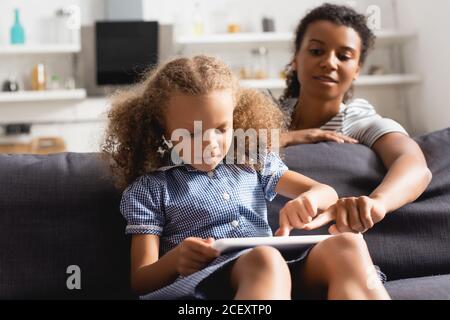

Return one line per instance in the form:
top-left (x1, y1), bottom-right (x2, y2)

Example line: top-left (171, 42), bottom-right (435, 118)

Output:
top-left (279, 3), bottom-right (376, 107)
top-left (102, 55), bottom-right (286, 190)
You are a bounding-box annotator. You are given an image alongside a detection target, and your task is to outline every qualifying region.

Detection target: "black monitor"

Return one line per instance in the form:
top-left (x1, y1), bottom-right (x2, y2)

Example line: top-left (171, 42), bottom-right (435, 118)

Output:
top-left (95, 21), bottom-right (159, 85)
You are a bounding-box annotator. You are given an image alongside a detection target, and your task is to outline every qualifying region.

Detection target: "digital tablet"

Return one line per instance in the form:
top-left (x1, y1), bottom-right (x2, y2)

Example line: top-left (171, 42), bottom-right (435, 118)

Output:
top-left (212, 235), bottom-right (333, 253)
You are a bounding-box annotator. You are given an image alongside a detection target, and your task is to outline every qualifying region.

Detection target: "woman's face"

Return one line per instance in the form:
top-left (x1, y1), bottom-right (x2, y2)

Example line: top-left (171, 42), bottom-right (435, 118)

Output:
top-left (165, 89), bottom-right (235, 172)
top-left (293, 20), bottom-right (362, 101)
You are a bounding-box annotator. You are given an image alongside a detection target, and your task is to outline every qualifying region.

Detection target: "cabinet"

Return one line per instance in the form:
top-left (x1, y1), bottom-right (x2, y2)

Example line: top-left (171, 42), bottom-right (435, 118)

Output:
top-left (176, 29), bottom-right (420, 129)
top-left (176, 30), bottom-right (420, 89)
top-left (0, 44), bottom-right (86, 103)
top-left (0, 41), bottom-right (89, 154)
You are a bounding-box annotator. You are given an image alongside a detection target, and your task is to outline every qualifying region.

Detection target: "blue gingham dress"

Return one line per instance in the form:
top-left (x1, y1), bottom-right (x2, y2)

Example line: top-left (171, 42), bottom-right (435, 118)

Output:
top-left (120, 152), bottom-right (312, 299)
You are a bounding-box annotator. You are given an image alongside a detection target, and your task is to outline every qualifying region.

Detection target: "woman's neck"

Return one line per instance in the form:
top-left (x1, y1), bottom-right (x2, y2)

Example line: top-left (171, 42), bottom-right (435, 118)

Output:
top-left (291, 93), bottom-right (343, 130)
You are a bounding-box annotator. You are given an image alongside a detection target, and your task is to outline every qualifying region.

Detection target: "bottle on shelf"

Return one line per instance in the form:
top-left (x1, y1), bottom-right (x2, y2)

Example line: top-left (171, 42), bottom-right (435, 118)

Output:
top-left (64, 77), bottom-right (76, 90)
top-left (226, 12), bottom-right (240, 34)
top-left (227, 23), bottom-right (240, 33)
top-left (192, 1), bottom-right (205, 35)
top-left (31, 64), bottom-right (47, 91)
top-left (251, 47), bottom-right (269, 79)
top-left (10, 8), bottom-right (26, 45)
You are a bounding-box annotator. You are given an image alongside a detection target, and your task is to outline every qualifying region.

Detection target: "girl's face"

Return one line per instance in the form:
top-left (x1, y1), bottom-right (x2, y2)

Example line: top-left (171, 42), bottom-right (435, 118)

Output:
top-left (293, 20), bottom-right (362, 101)
top-left (165, 89), bottom-right (235, 172)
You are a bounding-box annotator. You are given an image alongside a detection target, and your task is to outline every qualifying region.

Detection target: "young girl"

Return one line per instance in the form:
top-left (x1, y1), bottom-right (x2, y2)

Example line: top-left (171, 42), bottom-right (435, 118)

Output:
top-left (103, 55), bottom-right (390, 300)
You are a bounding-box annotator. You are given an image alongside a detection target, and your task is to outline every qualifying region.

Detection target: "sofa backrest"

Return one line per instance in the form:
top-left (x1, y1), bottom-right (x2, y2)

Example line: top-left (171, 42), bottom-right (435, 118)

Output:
top-left (0, 153), bottom-right (135, 299)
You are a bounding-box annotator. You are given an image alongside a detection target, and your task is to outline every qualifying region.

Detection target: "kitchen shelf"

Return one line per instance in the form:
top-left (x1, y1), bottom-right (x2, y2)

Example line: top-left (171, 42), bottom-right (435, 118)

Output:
top-left (177, 32), bottom-right (293, 45)
top-left (0, 89), bottom-right (87, 103)
top-left (176, 30), bottom-right (416, 46)
top-left (373, 30), bottom-right (417, 46)
top-left (239, 79), bottom-right (286, 90)
top-left (239, 74), bottom-right (421, 90)
top-left (0, 44), bottom-right (81, 55)
top-left (356, 74), bottom-right (421, 86)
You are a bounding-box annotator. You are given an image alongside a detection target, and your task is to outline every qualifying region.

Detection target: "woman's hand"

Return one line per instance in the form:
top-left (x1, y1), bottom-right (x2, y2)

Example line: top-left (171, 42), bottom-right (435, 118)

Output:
top-left (303, 196), bottom-right (388, 234)
top-left (281, 129), bottom-right (358, 147)
top-left (175, 237), bottom-right (220, 277)
top-left (275, 193), bottom-right (319, 236)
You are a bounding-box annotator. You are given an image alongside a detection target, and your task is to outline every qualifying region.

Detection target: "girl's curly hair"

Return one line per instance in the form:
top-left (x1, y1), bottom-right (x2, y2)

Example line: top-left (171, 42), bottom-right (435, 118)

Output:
top-left (279, 3), bottom-right (376, 107)
top-left (102, 55), bottom-right (286, 190)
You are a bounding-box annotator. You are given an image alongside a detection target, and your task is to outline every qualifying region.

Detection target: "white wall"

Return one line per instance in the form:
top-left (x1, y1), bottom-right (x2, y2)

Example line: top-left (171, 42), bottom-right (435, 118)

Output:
top-left (106, 0), bottom-right (142, 20)
top-left (0, 0), bottom-right (105, 45)
top-left (141, 0), bottom-right (395, 35)
top-left (2, 0), bottom-right (447, 153)
top-left (396, 0), bottom-right (450, 133)
top-left (79, 0), bottom-right (106, 25)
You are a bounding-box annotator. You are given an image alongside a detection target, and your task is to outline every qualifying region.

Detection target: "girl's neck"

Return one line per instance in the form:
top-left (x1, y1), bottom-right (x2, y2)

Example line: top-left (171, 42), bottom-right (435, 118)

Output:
top-left (291, 93), bottom-right (343, 130)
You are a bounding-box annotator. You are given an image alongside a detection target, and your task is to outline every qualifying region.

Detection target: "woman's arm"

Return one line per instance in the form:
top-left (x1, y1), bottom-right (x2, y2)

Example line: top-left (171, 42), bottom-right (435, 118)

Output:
top-left (130, 234), bottom-right (219, 295)
top-left (369, 132), bottom-right (432, 213)
top-left (280, 130), bottom-right (358, 147)
top-left (274, 170), bottom-right (338, 236)
top-left (304, 133), bottom-right (432, 234)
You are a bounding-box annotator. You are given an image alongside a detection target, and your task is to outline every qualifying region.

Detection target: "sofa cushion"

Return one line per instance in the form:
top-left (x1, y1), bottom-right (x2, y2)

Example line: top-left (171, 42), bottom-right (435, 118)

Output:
top-left (385, 275), bottom-right (450, 300)
top-left (268, 128), bottom-right (450, 282)
top-left (0, 153), bottom-right (135, 299)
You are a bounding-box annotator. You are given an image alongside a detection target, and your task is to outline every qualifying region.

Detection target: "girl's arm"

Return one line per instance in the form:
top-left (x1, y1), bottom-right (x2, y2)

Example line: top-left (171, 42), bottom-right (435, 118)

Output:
top-left (130, 234), bottom-right (219, 295)
top-left (274, 170), bottom-right (338, 236)
top-left (130, 234), bottom-right (178, 295)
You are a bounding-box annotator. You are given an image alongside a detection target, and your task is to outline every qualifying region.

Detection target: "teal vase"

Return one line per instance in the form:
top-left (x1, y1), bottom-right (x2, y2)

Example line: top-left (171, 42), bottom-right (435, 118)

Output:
top-left (11, 9), bottom-right (25, 45)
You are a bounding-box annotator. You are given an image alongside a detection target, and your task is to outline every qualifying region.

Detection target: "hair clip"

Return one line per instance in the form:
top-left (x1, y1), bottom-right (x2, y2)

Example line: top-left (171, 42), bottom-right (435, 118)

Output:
top-left (162, 135), bottom-right (173, 149)
top-left (157, 135), bottom-right (174, 157)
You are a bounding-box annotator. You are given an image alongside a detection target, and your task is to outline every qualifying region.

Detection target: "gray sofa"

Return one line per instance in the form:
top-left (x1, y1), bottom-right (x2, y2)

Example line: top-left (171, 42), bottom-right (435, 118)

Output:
top-left (0, 129), bottom-right (449, 300)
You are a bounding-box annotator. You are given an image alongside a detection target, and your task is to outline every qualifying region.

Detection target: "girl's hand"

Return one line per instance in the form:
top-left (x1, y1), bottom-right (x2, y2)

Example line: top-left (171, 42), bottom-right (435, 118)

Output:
top-left (303, 196), bottom-right (388, 234)
top-left (175, 237), bottom-right (220, 277)
top-left (282, 129), bottom-right (358, 147)
top-left (275, 194), bottom-right (319, 236)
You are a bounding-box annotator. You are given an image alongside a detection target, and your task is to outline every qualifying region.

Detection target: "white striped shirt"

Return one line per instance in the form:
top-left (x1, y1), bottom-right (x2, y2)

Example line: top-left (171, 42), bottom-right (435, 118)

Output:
top-left (284, 98), bottom-right (409, 148)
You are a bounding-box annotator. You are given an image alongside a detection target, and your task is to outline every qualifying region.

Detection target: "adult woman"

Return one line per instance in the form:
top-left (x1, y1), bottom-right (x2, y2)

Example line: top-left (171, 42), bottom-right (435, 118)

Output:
top-left (277, 3), bottom-right (432, 236)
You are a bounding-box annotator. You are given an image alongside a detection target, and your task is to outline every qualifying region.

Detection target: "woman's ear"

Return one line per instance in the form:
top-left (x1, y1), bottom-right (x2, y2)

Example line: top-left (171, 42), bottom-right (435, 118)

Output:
top-left (353, 65), bottom-right (361, 81)
top-left (291, 61), bottom-right (297, 72)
